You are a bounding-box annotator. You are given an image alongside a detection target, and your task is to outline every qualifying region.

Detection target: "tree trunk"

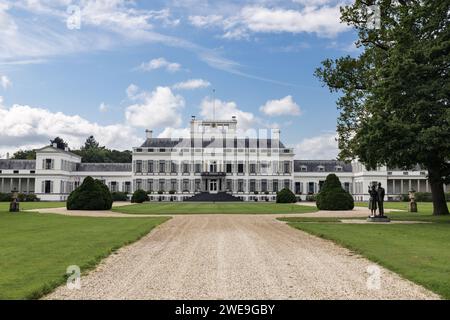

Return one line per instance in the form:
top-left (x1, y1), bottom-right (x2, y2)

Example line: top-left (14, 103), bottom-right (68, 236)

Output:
top-left (428, 165), bottom-right (449, 215)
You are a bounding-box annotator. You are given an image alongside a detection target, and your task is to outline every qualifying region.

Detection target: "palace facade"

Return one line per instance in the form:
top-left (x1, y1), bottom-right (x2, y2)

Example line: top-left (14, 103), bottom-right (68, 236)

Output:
top-left (0, 118), bottom-right (447, 202)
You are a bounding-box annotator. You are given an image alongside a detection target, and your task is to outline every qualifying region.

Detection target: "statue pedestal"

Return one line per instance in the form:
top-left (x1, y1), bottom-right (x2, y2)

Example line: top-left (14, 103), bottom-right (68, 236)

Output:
top-left (367, 216), bottom-right (391, 223)
top-left (408, 201), bottom-right (417, 212)
top-left (9, 201), bottom-right (19, 213)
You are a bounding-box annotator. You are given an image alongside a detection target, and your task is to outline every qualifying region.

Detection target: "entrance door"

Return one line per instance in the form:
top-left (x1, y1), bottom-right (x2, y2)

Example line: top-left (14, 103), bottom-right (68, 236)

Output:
top-left (209, 179), bottom-right (218, 193)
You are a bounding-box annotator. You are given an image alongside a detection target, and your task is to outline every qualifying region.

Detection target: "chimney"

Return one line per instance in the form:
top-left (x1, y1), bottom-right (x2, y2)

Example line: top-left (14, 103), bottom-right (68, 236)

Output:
top-left (52, 143), bottom-right (57, 148)
top-left (232, 116), bottom-right (236, 121)
top-left (145, 129), bottom-right (153, 139)
top-left (64, 146), bottom-right (69, 151)
top-left (6, 152), bottom-right (10, 159)
top-left (272, 129), bottom-right (280, 141)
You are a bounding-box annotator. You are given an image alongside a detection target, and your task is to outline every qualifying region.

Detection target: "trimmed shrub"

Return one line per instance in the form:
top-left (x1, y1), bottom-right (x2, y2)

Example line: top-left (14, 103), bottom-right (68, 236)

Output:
top-left (276, 188), bottom-right (297, 203)
top-left (131, 189), bottom-right (149, 203)
top-left (67, 176), bottom-right (112, 210)
top-left (316, 174), bottom-right (354, 210)
top-left (111, 191), bottom-right (128, 202)
top-left (17, 193), bottom-right (40, 202)
top-left (305, 194), bottom-right (316, 202)
top-left (0, 193), bottom-right (12, 202)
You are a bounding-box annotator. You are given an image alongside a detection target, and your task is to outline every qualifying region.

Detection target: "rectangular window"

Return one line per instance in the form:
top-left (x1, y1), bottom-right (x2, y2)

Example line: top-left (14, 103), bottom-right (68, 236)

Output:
top-left (159, 180), bottom-right (165, 191)
top-left (110, 181), bottom-right (117, 192)
top-left (250, 163), bottom-right (256, 174)
top-left (135, 160), bottom-right (142, 173)
top-left (148, 179), bottom-right (153, 192)
top-left (136, 179), bottom-right (142, 190)
top-left (171, 180), bottom-right (177, 191)
top-left (273, 180), bottom-right (279, 192)
top-left (171, 162), bottom-right (177, 173)
top-left (195, 179), bottom-right (201, 192)
top-left (261, 180), bottom-right (267, 192)
top-left (195, 163), bottom-right (201, 173)
top-left (284, 161), bottom-right (290, 174)
top-left (238, 180), bottom-right (244, 192)
top-left (148, 161), bottom-right (154, 173)
top-left (284, 179), bottom-right (290, 190)
top-left (226, 163), bottom-right (232, 173)
top-left (238, 163), bottom-right (244, 173)
top-left (183, 162), bottom-right (190, 173)
top-left (125, 181), bottom-right (131, 193)
top-left (250, 180), bottom-right (256, 192)
top-left (183, 179), bottom-right (189, 192)
top-left (159, 161), bottom-right (165, 173)
top-left (44, 180), bottom-right (51, 194)
top-left (45, 159), bottom-right (53, 170)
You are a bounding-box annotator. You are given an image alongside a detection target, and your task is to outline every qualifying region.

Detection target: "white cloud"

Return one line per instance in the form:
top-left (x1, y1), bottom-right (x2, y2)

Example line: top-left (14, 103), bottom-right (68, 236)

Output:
top-left (188, 14), bottom-right (223, 28)
top-left (158, 127), bottom-right (190, 139)
top-left (125, 86), bottom-right (185, 128)
top-left (199, 97), bottom-right (255, 131)
top-left (188, 3), bottom-right (349, 38)
top-left (259, 96), bottom-right (301, 116)
top-left (173, 79), bottom-right (211, 90)
top-left (99, 102), bottom-right (108, 112)
top-left (0, 102), bottom-right (141, 155)
top-left (1, 75), bottom-right (12, 89)
top-left (126, 84), bottom-right (140, 100)
top-left (294, 133), bottom-right (339, 159)
top-left (137, 57), bottom-right (181, 73)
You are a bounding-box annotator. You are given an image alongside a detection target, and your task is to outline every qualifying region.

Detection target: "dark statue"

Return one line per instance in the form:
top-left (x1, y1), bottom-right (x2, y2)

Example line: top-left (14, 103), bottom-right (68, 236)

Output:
top-left (377, 182), bottom-right (385, 217)
top-left (367, 182), bottom-right (390, 222)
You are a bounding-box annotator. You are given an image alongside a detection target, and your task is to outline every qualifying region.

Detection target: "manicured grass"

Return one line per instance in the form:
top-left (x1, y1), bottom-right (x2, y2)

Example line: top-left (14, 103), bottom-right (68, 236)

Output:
top-left (284, 216), bottom-right (450, 299)
top-left (0, 201), bottom-right (66, 211)
top-left (0, 212), bottom-right (169, 299)
top-left (112, 202), bottom-right (318, 215)
top-left (355, 201), bottom-right (450, 213)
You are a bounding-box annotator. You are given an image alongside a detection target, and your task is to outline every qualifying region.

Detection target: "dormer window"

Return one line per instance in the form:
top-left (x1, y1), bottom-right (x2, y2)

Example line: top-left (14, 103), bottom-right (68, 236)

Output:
top-left (317, 166), bottom-right (325, 172)
top-left (335, 166), bottom-right (343, 172)
top-left (300, 166), bottom-right (307, 172)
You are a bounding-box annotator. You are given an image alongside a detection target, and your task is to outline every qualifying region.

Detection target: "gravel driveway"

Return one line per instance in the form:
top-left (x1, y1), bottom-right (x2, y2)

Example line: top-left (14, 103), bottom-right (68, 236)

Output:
top-left (44, 214), bottom-right (438, 300)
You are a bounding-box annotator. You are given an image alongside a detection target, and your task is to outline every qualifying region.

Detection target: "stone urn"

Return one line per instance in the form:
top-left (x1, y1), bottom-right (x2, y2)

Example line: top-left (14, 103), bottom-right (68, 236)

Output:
top-left (408, 189), bottom-right (417, 213)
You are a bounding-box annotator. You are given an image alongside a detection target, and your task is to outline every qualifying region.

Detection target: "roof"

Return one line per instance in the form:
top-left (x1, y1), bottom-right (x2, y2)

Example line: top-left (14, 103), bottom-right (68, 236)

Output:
top-left (294, 160), bottom-right (352, 173)
top-left (140, 138), bottom-right (286, 149)
top-left (76, 163), bottom-right (132, 172)
top-left (35, 145), bottom-right (81, 158)
top-left (0, 160), bottom-right (36, 170)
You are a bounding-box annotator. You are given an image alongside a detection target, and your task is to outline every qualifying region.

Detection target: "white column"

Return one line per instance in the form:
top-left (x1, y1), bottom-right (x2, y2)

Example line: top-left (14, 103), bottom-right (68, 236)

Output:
top-left (408, 179), bottom-right (411, 192)
top-left (0, 178), bottom-right (3, 193)
top-left (26, 178), bottom-right (30, 193)
top-left (400, 179), bottom-right (403, 194)
top-left (426, 180), bottom-right (429, 192)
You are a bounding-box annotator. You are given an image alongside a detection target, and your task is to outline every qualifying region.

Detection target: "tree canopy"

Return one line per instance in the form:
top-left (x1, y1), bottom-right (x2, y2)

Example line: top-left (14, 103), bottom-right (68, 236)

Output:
top-left (315, 0), bottom-right (450, 215)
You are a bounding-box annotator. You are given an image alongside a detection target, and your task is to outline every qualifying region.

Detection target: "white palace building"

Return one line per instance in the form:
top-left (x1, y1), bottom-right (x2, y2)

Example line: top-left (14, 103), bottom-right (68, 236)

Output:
top-left (0, 117), bottom-right (447, 202)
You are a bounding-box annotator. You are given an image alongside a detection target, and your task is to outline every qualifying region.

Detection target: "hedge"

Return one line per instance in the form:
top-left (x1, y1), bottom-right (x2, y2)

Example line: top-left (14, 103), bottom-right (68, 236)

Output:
top-left (131, 189), bottom-right (149, 203)
top-left (67, 176), bottom-right (112, 210)
top-left (111, 192), bottom-right (129, 202)
top-left (316, 174), bottom-right (354, 210)
top-left (276, 188), bottom-right (297, 203)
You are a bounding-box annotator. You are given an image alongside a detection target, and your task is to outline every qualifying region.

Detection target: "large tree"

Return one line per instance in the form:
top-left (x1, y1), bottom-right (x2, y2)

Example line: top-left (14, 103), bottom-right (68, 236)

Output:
top-left (315, 0), bottom-right (449, 215)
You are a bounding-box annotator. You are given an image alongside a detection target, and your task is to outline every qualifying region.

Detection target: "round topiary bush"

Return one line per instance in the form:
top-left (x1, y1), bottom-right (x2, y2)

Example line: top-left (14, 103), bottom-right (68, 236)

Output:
top-left (276, 188), bottom-right (297, 203)
top-left (131, 189), bottom-right (149, 203)
top-left (316, 174), bottom-right (354, 210)
top-left (67, 176), bottom-right (112, 210)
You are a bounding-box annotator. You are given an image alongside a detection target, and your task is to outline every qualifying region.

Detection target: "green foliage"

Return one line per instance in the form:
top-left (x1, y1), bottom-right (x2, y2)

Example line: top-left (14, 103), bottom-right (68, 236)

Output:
top-left (131, 189), bottom-right (149, 203)
top-left (111, 192), bottom-right (129, 202)
top-left (306, 195), bottom-right (316, 202)
top-left (414, 192), bottom-right (450, 202)
top-left (316, 174), bottom-right (354, 210)
top-left (17, 194), bottom-right (40, 202)
top-left (276, 188), bottom-right (297, 203)
top-left (0, 193), bottom-right (12, 202)
top-left (50, 137), bottom-right (68, 150)
top-left (11, 150), bottom-right (36, 160)
top-left (315, 0), bottom-right (450, 215)
top-left (67, 176), bottom-right (112, 210)
top-left (71, 136), bottom-right (132, 163)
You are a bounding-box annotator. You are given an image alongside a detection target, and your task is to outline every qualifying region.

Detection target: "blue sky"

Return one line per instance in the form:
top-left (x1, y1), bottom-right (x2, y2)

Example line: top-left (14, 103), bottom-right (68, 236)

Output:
top-left (0, 0), bottom-right (359, 159)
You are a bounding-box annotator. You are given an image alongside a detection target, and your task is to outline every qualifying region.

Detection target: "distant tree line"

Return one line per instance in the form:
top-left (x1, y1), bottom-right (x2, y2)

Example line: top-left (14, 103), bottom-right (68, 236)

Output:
top-left (11, 136), bottom-right (132, 163)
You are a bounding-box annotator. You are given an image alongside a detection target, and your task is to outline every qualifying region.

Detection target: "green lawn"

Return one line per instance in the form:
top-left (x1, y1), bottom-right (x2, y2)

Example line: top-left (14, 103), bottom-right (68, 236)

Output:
top-left (112, 202), bottom-right (318, 215)
top-left (281, 206), bottom-right (450, 299)
top-left (0, 201), bottom-right (66, 211)
top-left (0, 212), bottom-right (169, 299)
